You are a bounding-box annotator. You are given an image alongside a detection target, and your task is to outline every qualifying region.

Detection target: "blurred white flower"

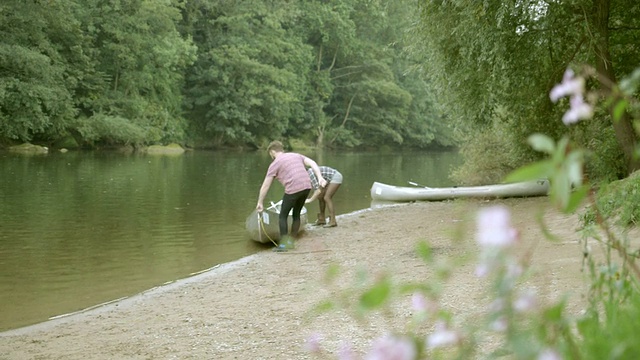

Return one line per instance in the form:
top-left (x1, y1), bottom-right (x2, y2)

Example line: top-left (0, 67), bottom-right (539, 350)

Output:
top-left (365, 334), bottom-right (417, 360)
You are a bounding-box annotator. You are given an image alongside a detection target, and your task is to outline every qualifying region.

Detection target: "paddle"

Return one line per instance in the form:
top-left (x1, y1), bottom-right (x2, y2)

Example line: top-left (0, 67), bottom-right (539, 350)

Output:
top-left (408, 181), bottom-right (432, 189)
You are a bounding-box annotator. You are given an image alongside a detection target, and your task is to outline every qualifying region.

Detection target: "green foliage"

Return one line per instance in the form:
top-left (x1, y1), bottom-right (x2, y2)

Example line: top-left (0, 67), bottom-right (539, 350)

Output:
top-left (506, 134), bottom-right (588, 212)
top-left (418, 0), bottom-right (640, 179)
top-left (581, 171), bottom-right (640, 227)
top-left (3, 0), bottom-right (635, 156)
top-left (416, 241), bottom-right (433, 263)
top-left (451, 128), bottom-right (520, 185)
top-left (359, 276), bottom-right (391, 311)
top-left (182, 0), bottom-right (312, 147)
top-left (0, 45), bottom-right (75, 139)
top-left (317, 1), bottom-right (434, 148)
top-left (0, 0), bottom-right (194, 148)
top-left (574, 179), bottom-right (640, 359)
top-left (0, 1), bottom-right (77, 140)
top-left (576, 291), bottom-right (640, 359)
top-left (570, 117), bottom-right (627, 182)
top-left (1, 0), bottom-right (453, 150)
top-left (449, 101), bottom-right (567, 185)
top-left (80, 0), bottom-right (196, 145)
top-left (71, 114), bottom-right (148, 147)
top-left (304, 50), bottom-right (640, 356)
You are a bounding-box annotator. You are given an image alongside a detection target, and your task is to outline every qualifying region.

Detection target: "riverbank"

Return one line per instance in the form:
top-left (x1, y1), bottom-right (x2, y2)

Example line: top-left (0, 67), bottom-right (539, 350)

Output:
top-left (0, 197), bottom-right (588, 359)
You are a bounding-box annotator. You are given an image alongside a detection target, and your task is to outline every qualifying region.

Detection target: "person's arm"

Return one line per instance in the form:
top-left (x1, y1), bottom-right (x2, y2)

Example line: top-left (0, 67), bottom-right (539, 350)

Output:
top-left (303, 157), bottom-right (328, 188)
top-left (256, 176), bottom-right (274, 212)
top-left (305, 189), bottom-right (322, 203)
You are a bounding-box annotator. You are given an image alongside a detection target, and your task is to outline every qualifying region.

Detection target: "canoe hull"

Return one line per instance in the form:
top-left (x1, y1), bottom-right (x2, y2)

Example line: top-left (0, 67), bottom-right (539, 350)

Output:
top-left (370, 179), bottom-right (550, 202)
top-left (245, 202), bottom-right (308, 243)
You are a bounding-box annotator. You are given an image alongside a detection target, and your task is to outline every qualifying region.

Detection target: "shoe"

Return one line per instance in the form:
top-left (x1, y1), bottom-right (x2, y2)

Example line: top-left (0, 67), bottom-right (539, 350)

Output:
top-left (323, 224), bottom-right (337, 228)
top-left (274, 236), bottom-right (295, 251)
top-left (272, 244), bottom-right (288, 252)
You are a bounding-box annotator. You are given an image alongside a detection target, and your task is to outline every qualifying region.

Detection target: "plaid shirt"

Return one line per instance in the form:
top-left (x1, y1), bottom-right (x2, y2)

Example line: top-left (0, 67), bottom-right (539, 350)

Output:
top-left (307, 166), bottom-right (336, 189)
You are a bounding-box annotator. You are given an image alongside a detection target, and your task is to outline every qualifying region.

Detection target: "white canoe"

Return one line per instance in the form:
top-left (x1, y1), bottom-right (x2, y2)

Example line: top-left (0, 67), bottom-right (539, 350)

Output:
top-left (370, 179), bottom-right (550, 202)
top-left (245, 200), bottom-right (308, 243)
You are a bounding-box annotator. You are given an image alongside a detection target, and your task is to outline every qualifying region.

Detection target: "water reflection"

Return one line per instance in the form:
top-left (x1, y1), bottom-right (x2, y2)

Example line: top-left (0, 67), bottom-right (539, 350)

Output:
top-left (0, 149), bottom-right (460, 331)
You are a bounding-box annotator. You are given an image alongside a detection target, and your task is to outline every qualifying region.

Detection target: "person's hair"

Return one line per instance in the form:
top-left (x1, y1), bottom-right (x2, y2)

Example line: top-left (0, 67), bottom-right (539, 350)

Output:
top-left (267, 140), bottom-right (284, 153)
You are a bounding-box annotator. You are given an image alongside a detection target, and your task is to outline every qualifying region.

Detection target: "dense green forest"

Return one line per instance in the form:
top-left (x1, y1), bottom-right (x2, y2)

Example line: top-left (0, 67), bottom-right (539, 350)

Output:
top-left (1, 0), bottom-right (639, 183)
top-left (0, 0), bottom-right (453, 151)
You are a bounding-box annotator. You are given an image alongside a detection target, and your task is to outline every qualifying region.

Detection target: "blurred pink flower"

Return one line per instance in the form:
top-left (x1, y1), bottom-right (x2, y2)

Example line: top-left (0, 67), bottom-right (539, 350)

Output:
top-left (338, 341), bottom-right (357, 360)
top-left (474, 263), bottom-right (490, 277)
top-left (490, 316), bottom-right (508, 332)
top-left (476, 206), bottom-right (518, 248)
top-left (365, 335), bottom-right (417, 360)
top-left (303, 332), bottom-right (323, 353)
top-left (412, 293), bottom-right (427, 312)
top-left (550, 68), bottom-right (585, 102)
top-left (562, 94), bottom-right (594, 124)
top-left (411, 292), bottom-right (438, 314)
top-left (427, 321), bottom-right (461, 350)
top-left (550, 68), bottom-right (593, 125)
top-left (513, 288), bottom-right (538, 313)
top-left (538, 348), bottom-right (562, 360)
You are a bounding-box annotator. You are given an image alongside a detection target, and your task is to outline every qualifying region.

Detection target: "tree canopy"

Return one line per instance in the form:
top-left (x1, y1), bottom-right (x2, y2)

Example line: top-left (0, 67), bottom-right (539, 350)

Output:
top-left (0, 0), bottom-right (196, 148)
top-left (1, 0), bottom-right (451, 150)
top-left (4, 0), bottom-right (638, 183)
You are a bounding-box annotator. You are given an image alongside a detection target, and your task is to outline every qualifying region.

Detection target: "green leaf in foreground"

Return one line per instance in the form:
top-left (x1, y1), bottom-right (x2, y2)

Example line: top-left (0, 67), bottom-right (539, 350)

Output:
top-left (323, 263), bottom-right (340, 284)
top-left (564, 185), bottom-right (589, 213)
top-left (416, 241), bottom-right (433, 263)
top-left (613, 99), bottom-right (629, 122)
top-left (359, 278), bottom-right (391, 310)
top-left (504, 161), bottom-right (552, 183)
top-left (313, 300), bottom-right (335, 314)
top-left (528, 133), bottom-right (556, 154)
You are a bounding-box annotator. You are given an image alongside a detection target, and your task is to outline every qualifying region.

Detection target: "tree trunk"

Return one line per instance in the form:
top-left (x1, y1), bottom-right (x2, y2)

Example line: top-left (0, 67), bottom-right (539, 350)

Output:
top-left (592, 0), bottom-right (640, 173)
top-left (315, 123), bottom-right (324, 147)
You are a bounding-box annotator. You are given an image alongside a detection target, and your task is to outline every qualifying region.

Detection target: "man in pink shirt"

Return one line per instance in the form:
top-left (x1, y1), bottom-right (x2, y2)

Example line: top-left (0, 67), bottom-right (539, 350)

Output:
top-left (256, 141), bottom-right (327, 250)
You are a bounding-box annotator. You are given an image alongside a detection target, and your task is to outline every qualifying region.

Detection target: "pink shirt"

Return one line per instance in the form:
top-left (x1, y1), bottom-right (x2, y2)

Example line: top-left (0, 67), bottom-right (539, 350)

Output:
top-left (267, 152), bottom-right (312, 194)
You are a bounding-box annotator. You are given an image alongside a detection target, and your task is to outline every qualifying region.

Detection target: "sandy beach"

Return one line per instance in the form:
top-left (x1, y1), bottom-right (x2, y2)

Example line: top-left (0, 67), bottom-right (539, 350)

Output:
top-left (0, 197), bottom-right (588, 359)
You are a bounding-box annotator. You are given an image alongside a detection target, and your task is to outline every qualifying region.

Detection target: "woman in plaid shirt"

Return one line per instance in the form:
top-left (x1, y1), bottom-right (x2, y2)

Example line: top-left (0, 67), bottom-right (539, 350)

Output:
top-left (306, 166), bottom-right (343, 227)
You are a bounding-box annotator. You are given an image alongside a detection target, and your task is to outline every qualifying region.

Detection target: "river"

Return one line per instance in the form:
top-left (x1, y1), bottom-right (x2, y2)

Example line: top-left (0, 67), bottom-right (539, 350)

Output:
top-left (0, 148), bottom-right (460, 331)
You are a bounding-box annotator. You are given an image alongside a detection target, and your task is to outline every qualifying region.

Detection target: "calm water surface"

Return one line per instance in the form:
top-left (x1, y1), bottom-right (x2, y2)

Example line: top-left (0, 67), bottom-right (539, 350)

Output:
top-left (0, 149), bottom-right (460, 331)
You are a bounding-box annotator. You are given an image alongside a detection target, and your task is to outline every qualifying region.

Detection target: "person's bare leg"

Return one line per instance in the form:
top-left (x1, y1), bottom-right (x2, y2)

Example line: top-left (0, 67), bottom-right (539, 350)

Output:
top-left (323, 183), bottom-right (341, 226)
top-left (317, 188), bottom-right (327, 224)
